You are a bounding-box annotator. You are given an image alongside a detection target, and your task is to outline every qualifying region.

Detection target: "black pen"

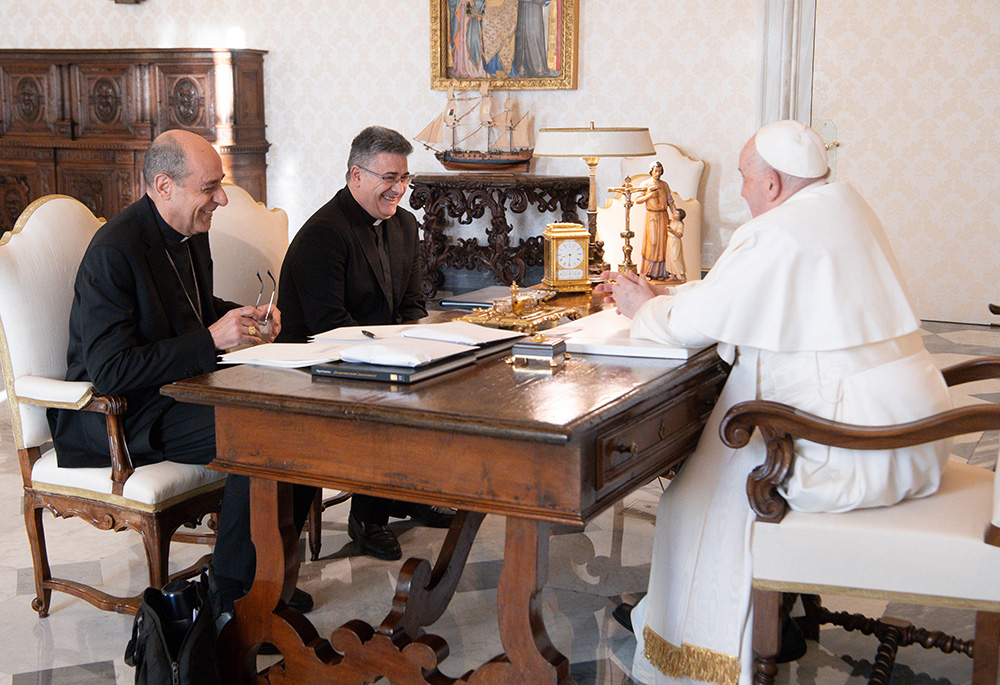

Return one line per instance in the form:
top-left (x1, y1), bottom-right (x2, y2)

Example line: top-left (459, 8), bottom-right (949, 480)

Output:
top-left (361, 330), bottom-right (377, 339)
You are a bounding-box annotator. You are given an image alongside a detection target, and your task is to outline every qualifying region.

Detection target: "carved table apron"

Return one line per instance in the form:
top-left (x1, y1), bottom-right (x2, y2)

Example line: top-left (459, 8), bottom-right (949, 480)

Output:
top-left (163, 347), bottom-right (727, 684)
top-left (408, 173), bottom-right (588, 297)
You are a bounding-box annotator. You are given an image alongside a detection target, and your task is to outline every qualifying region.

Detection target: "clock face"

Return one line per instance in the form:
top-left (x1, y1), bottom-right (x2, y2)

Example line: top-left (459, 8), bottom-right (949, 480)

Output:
top-left (557, 240), bottom-right (584, 269)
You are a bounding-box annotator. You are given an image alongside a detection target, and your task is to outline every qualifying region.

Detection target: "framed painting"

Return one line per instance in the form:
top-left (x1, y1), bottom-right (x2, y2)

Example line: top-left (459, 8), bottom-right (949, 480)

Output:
top-left (431, 0), bottom-right (579, 90)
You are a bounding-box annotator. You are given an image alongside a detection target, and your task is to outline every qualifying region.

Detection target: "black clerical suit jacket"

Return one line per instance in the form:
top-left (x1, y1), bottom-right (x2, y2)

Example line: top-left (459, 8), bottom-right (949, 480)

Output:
top-left (277, 186), bottom-right (427, 343)
top-left (47, 195), bottom-right (238, 468)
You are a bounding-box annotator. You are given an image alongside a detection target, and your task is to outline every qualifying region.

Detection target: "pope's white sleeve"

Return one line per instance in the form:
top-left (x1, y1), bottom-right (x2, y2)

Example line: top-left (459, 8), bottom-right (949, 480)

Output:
top-left (629, 295), bottom-right (716, 348)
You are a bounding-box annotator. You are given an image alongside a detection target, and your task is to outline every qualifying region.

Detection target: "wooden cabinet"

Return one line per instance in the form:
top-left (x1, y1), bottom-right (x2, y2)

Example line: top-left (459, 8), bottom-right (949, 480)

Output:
top-left (0, 48), bottom-right (268, 233)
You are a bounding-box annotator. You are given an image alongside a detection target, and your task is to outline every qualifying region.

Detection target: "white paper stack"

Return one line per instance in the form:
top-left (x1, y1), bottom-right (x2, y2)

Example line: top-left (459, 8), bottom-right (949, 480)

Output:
top-left (401, 321), bottom-right (524, 346)
top-left (338, 337), bottom-right (473, 368)
top-left (220, 341), bottom-right (347, 368)
top-left (546, 308), bottom-right (707, 359)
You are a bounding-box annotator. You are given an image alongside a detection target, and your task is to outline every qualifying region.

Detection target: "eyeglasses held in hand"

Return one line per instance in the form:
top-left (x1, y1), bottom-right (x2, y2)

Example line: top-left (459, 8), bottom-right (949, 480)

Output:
top-left (255, 270), bottom-right (276, 322)
top-left (357, 165), bottom-right (413, 186)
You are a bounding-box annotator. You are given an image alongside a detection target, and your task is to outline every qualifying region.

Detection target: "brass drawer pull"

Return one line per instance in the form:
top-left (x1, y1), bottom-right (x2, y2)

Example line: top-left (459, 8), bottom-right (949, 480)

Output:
top-left (616, 441), bottom-right (640, 457)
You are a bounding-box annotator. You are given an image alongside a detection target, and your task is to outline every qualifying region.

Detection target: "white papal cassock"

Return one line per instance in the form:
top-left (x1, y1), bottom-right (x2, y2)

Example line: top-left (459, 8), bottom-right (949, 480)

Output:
top-left (627, 180), bottom-right (952, 684)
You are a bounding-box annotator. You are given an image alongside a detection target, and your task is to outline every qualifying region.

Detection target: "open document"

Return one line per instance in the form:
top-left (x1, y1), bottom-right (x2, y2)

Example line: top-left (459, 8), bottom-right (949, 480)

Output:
top-left (311, 320), bottom-right (525, 359)
top-left (220, 340), bottom-right (348, 368)
top-left (546, 308), bottom-right (708, 359)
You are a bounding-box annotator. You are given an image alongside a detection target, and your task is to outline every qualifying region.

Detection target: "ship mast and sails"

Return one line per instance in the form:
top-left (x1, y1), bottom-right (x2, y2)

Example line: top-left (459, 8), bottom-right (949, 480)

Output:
top-left (415, 84), bottom-right (533, 171)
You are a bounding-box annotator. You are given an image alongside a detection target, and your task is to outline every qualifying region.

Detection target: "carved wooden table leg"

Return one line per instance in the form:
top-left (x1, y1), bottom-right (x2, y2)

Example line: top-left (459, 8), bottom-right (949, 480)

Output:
top-left (380, 510), bottom-right (487, 640)
top-left (217, 478), bottom-right (319, 683)
top-left (466, 517), bottom-right (570, 684)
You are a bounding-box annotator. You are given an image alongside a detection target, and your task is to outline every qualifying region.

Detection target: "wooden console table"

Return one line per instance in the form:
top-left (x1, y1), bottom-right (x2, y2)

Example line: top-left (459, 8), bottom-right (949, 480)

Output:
top-left (164, 343), bottom-right (727, 683)
top-left (0, 48), bottom-right (269, 233)
top-left (408, 173), bottom-right (588, 297)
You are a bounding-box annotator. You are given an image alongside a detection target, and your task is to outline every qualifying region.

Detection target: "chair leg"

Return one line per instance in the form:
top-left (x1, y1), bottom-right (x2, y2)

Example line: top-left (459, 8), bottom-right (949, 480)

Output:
top-left (140, 515), bottom-right (171, 589)
top-left (974, 611), bottom-right (1000, 685)
top-left (753, 588), bottom-right (782, 684)
top-left (23, 495), bottom-right (52, 617)
top-left (307, 490), bottom-right (322, 561)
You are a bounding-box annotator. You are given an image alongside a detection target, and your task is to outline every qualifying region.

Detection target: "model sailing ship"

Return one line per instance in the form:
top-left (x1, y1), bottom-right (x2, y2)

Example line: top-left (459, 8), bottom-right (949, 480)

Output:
top-left (416, 84), bottom-right (533, 172)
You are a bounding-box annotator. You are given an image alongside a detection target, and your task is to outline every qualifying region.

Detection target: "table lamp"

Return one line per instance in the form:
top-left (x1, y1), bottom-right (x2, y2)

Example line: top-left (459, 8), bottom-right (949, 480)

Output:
top-left (533, 123), bottom-right (655, 273)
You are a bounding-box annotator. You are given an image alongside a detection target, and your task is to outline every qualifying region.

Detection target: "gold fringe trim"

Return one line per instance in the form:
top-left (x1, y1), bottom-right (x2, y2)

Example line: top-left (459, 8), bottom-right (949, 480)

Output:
top-left (643, 624), bottom-right (740, 685)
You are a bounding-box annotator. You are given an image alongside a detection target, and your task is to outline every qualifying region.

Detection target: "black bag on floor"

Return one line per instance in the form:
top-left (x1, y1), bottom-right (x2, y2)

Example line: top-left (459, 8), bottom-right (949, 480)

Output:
top-left (124, 568), bottom-right (221, 685)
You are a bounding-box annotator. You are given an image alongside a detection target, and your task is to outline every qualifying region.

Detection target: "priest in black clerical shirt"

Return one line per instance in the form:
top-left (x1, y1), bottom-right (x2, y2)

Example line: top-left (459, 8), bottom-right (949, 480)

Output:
top-left (277, 125), bottom-right (454, 561)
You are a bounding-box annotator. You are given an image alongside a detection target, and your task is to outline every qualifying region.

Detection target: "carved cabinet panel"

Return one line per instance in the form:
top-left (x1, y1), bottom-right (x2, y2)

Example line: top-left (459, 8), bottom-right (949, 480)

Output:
top-left (0, 49), bottom-right (269, 234)
top-left (156, 62), bottom-right (217, 137)
top-left (1, 62), bottom-right (61, 138)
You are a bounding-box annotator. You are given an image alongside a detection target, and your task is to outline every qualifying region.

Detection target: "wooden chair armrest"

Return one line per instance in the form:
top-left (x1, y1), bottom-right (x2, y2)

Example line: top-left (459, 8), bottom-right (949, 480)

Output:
top-left (80, 394), bottom-right (135, 493)
top-left (721, 399), bottom-right (1000, 523)
top-left (941, 356), bottom-right (1000, 387)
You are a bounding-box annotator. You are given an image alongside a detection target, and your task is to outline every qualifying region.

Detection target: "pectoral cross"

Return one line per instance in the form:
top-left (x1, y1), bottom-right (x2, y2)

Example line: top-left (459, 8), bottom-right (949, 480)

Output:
top-left (608, 176), bottom-right (640, 275)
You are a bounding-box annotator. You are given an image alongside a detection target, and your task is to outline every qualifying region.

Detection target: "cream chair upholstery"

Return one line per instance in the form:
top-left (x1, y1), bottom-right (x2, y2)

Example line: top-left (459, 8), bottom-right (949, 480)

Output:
top-left (721, 357), bottom-right (1000, 685)
top-left (209, 182), bottom-right (289, 305)
top-left (621, 143), bottom-right (705, 202)
top-left (0, 195), bottom-right (225, 616)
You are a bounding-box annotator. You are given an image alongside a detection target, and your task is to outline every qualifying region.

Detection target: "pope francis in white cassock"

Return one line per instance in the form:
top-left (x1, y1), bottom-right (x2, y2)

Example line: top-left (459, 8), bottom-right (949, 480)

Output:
top-left (598, 121), bottom-right (953, 685)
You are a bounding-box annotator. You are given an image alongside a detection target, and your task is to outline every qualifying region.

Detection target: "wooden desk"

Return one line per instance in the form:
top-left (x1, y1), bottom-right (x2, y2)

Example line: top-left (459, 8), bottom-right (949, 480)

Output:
top-left (164, 348), bottom-right (727, 683)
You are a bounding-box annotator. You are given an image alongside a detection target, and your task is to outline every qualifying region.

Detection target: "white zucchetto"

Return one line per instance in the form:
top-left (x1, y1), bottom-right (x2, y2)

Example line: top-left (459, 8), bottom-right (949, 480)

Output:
top-left (754, 120), bottom-right (829, 178)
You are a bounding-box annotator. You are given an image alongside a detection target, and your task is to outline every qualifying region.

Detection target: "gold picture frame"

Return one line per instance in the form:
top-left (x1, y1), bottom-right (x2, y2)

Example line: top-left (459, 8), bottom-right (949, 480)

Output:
top-left (431, 0), bottom-right (579, 91)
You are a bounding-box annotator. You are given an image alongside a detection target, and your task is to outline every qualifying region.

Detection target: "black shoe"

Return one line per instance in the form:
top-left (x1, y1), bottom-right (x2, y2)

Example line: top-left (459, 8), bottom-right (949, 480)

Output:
top-left (348, 513), bottom-right (402, 560)
top-left (390, 502), bottom-right (456, 529)
top-left (286, 587), bottom-right (314, 614)
top-left (776, 617), bottom-right (808, 663)
top-left (612, 602), bottom-right (634, 633)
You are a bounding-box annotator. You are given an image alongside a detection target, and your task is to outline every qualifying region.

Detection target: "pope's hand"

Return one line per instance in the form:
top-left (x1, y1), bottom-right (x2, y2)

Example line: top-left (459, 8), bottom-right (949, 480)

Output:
top-left (593, 271), bottom-right (664, 318)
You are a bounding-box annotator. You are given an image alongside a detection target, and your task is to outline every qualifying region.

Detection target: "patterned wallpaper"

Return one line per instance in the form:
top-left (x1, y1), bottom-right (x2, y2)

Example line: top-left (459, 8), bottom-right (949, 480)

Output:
top-left (813, 0), bottom-right (1000, 324)
top-left (3, 1), bottom-right (996, 321)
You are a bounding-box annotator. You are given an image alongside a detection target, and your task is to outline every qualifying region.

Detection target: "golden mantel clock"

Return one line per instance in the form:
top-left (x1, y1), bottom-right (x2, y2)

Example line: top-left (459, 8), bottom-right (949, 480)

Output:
top-left (542, 222), bottom-right (592, 292)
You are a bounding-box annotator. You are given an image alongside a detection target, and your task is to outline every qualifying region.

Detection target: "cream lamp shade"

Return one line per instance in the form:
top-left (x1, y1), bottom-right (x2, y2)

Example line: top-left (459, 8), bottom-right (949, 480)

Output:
top-left (533, 124), bottom-right (656, 159)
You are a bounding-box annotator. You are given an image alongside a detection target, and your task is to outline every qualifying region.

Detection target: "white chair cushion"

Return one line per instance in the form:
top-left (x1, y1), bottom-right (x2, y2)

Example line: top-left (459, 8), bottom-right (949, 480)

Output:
top-left (14, 375), bottom-right (92, 406)
top-left (31, 448), bottom-right (226, 512)
top-left (752, 461), bottom-right (999, 604)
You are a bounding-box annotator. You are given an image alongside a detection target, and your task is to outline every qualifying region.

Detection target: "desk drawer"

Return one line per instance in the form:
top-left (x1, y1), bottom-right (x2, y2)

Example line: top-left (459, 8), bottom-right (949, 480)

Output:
top-left (595, 383), bottom-right (716, 493)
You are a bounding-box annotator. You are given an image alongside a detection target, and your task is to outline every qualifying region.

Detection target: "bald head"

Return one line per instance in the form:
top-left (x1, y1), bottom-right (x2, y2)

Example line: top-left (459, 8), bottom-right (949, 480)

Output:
top-left (144, 130), bottom-right (227, 236)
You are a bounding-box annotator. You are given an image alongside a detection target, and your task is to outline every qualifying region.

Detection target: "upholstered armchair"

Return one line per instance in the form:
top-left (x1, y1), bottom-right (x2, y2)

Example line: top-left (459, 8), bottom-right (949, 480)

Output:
top-left (721, 357), bottom-right (1000, 685)
top-left (0, 195), bottom-right (225, 616)
top-left (208, 182), bottom-right (289, 305)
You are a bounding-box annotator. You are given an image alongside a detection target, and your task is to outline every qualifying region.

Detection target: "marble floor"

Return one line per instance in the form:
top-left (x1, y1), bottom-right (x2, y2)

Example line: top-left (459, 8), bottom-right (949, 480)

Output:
top-left (0, 320), bottom-right (998, 684)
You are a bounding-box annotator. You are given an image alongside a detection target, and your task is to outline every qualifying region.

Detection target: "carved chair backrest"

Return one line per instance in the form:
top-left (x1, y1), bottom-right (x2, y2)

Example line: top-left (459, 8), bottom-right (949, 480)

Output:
top-left (620, 143), bottom-right (705, 202)
top-left (0, 195), bottom-right (103, 450)
top-left (208, 183), bottom-right (289, 306)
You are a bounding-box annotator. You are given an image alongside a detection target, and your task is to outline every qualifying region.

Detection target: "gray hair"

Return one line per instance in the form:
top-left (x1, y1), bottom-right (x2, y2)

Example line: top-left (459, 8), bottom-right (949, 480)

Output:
top-left (142, 134), bottom-right (191, 188)
top-left (346, 126), bottom-right (413, 182)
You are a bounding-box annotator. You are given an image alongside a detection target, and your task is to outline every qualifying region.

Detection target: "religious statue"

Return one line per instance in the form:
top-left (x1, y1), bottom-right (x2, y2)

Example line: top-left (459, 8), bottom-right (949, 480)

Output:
top-left (635, 161), bottom-right (685, 282)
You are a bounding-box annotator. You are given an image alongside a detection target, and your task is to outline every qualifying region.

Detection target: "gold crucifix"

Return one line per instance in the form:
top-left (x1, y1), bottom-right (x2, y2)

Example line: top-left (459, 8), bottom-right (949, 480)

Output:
top-left (608, 175), bottom-right (640, 275)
